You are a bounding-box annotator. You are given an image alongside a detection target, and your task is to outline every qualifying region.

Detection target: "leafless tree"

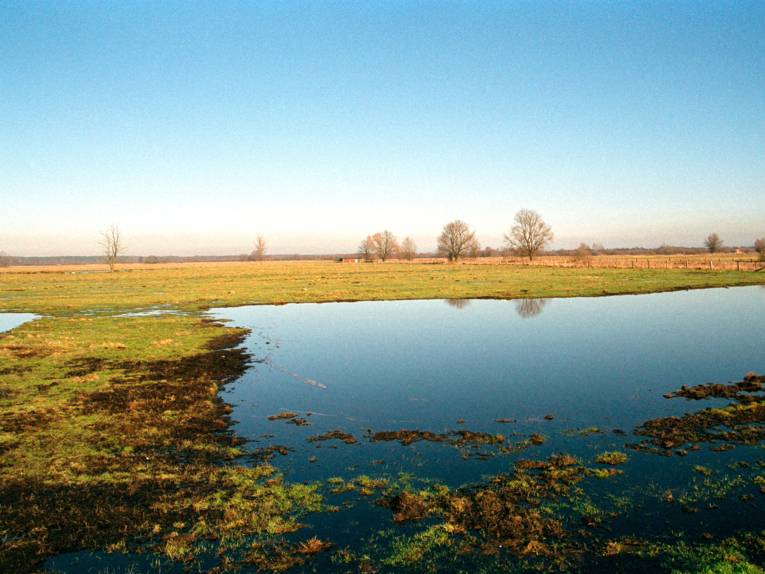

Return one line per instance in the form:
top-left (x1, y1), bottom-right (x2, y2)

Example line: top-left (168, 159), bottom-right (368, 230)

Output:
top-left (514, 298), bottom-right (549, 319)
top-left (572, 242), bottom-right (592, 265)
top-left (704, 233), bottom-right (723, 253)
top-left (505, 209), bottom-right (553, 261)
top-left (467, 237), bottom-right (481, 258)
top-left (358, 236), bottom-right (374, 262)
top-left (371, 230), bottom-right (399, 262)
top-left (399, 237), bottom-right (417, 261)
top-left (437, 220), bottom-right (477, 262)
top-left (0, 251), bottom-right (13, 267)
top-left (251, 235), bottom-right (267, 261)
top-left (100, 225), bottom-right (125, 271)
top-left (755, 238), bottom-right (765, 261)
top-left (591, 242), bottom-right (605, 255)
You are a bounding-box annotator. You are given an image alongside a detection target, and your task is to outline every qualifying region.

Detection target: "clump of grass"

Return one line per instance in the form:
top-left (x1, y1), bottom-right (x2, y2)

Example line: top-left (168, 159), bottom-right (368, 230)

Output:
top-left (595, 452), bottom-right (629, 466)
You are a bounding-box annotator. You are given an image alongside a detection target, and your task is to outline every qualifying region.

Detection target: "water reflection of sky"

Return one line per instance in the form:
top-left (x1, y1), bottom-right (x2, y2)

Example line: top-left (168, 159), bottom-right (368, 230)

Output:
top-left (212, 287), bottom-right (763, 482)
top-left (0, 313), bottom-right (37, 333)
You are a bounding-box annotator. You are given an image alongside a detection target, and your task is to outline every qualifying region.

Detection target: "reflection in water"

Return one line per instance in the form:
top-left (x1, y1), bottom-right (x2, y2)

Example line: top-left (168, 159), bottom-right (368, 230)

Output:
top-left (445, 299), bottom-right (471, 309)
top-left (207, 288), bottom-right (765, 573)
top-left (514, 298), bottom-right (549, 319)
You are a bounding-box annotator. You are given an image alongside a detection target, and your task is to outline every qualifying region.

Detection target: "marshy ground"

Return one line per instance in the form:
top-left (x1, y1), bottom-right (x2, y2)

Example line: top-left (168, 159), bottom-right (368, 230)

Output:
top-left (2, 261), bottom-right (765, 572)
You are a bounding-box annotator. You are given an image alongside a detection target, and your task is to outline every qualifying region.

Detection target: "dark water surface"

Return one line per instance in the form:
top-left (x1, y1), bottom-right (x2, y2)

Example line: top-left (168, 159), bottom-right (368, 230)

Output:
top-left (47, 287), bottom-right (765, 572)
top-left (216, 287), bottom-right (765, 569)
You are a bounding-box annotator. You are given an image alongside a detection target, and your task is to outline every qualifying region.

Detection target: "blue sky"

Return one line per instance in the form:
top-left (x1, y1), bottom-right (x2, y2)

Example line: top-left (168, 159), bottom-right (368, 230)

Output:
top-left (2, 1), bottom-right (764, 255)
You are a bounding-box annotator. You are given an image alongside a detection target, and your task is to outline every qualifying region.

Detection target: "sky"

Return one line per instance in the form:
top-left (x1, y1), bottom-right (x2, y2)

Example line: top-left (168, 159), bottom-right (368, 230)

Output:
top-left (2, 1), bottom-right (764, 256)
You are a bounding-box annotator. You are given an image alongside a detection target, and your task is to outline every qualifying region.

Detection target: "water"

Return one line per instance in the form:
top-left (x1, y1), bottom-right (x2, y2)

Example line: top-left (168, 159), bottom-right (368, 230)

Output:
top-left (214, 286), bottom-right (765, 569)
top-left (0, 313), bottom-right (37, 333)
top-left (46, 287), bottom-right (765, 572)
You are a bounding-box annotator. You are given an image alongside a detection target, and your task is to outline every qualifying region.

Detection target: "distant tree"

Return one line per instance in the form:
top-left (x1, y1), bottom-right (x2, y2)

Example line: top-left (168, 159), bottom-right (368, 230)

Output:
top-left (704, 233), bottom-right (723, 254)
top-left (481, 246), bottom-right (497, 258)
top-left (371, 230), bottom-right (399, 262)
top-left (466, 237), bottom-right (481, 258)
top-left (399, 237), bottom-right (417, 261)
top-left (251, 235), bottom-right (267, 261)
top-left (358, 236), bottom-right (374, 262)
top-left (504, 209), bottom-right (553, 261)
top-left (437, 220), bottom-right (477, 262)
top-left (0, 251), bottom-right (13, 267)
top-left (591, 242), bottom-right (605, 255)
top-left (572, 243), bottom-right (592, 265)
top-left (755, 238), bottom-right (765, 261)
top-left (100, 225), bottom-right (125, 271)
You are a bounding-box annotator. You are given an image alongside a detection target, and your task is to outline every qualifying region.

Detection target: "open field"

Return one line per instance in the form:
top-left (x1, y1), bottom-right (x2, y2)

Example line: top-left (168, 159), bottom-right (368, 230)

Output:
top-left (1, 259), bottom-right (764, 314)
top-left (2, 261), bottom-right (765, 572)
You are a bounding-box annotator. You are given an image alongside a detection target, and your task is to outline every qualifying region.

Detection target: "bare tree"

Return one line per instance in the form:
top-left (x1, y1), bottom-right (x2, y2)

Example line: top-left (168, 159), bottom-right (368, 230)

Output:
top-left (704, 233), bottom-right (723, 253)
top-left (755, 238), bottom-right (765, 261)
top-left (100, 225), bottom-right (125, 271)
top-left (437, 220), bottom-right (477, 262)
top-left (572, 242), bottom-right (592, 265)
top-left (504, 209), bottom-right (553, 261)
top-left (591, 242), bottom-right (605, 255)
top-left (358, 236), bottom-right (374, 262)
top-left (467, 237), bottom-right (481, 258)
top-left (400, 237), bottom-right (417, 261)
top-left (251, 235), bottom-right (267, 261)
top-left (371, 230), bottom-right (399, 262)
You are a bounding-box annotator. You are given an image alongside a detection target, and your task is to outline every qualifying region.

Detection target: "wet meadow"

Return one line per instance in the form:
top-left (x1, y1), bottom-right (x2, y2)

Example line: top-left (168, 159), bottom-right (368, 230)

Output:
top-left (1, 262), bottom-right (765, 573)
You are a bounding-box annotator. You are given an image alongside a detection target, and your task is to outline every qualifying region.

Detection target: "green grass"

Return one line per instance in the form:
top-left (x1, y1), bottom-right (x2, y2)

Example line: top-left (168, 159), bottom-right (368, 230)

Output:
top-left (2, 260), bottom-right (764, 314)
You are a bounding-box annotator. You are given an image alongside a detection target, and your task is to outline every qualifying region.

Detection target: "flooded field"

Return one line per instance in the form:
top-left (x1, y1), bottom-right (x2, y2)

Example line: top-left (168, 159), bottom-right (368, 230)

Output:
top-left (211, 287), bottom-right (765, 571)
top-left (46, 287), bottom-right (765, 572)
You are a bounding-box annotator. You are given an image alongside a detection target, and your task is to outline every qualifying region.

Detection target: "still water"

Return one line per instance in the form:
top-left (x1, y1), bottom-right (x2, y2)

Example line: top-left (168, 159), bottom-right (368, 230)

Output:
top-left (214, 287), bottom-right (765, 570)
top-left (47, 287), bottom-right (765, 572)
top-left (0, 313), bottom-right (37, 333)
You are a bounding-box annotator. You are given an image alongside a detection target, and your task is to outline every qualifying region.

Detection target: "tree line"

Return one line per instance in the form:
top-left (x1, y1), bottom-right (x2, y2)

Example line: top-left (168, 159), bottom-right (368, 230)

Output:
top-left (19, 219), bottom-right (760, 272)
top-left (358, 209), bottom-right (555, 262)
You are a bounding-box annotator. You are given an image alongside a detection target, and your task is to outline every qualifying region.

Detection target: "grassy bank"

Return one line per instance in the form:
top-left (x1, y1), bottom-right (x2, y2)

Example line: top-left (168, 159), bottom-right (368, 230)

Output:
top-left (2, 261), bottom-right (765, 571)
top-left (2, 260), bottom-right (764, 314)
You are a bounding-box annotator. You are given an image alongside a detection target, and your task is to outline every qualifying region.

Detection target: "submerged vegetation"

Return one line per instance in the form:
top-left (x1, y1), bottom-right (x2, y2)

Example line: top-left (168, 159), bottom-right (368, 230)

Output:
top-left (632, 373), bottom-right (765, 454)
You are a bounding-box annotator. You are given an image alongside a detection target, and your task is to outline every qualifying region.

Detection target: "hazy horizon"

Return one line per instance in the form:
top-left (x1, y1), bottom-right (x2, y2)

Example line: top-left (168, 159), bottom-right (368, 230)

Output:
top-left (3, 2), bottom-right (764, 257)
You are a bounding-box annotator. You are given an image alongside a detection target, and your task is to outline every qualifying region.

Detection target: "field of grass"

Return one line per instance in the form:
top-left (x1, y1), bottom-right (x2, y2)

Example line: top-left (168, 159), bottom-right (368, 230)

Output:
top-left (2, 259), bottom-right (764, 314)
top-left (1, 260), bottom-right (765, 571)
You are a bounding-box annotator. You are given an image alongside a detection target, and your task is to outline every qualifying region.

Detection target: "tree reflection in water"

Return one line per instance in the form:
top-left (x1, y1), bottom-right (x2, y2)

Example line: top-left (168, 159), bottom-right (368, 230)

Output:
top-left (514, 298), bottom-right (549, 319)
top-left (445, 299), bottom-right (471, 310)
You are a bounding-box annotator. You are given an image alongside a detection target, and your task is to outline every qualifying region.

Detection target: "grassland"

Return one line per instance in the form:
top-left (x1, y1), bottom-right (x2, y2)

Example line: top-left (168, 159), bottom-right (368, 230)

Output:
top-left (1, 260), bottom-right (765, 572)
top-left (2, 259), bottom-right (764, 314)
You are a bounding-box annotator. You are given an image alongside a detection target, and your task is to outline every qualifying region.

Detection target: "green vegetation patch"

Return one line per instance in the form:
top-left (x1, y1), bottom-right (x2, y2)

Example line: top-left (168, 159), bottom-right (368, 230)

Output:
top-left (0, 314), bottom-right (324, 572)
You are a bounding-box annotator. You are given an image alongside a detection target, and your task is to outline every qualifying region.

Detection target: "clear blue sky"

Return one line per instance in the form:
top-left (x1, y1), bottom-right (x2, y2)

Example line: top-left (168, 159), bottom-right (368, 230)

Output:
top-left (2, 1), bottom-right (764, 255)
